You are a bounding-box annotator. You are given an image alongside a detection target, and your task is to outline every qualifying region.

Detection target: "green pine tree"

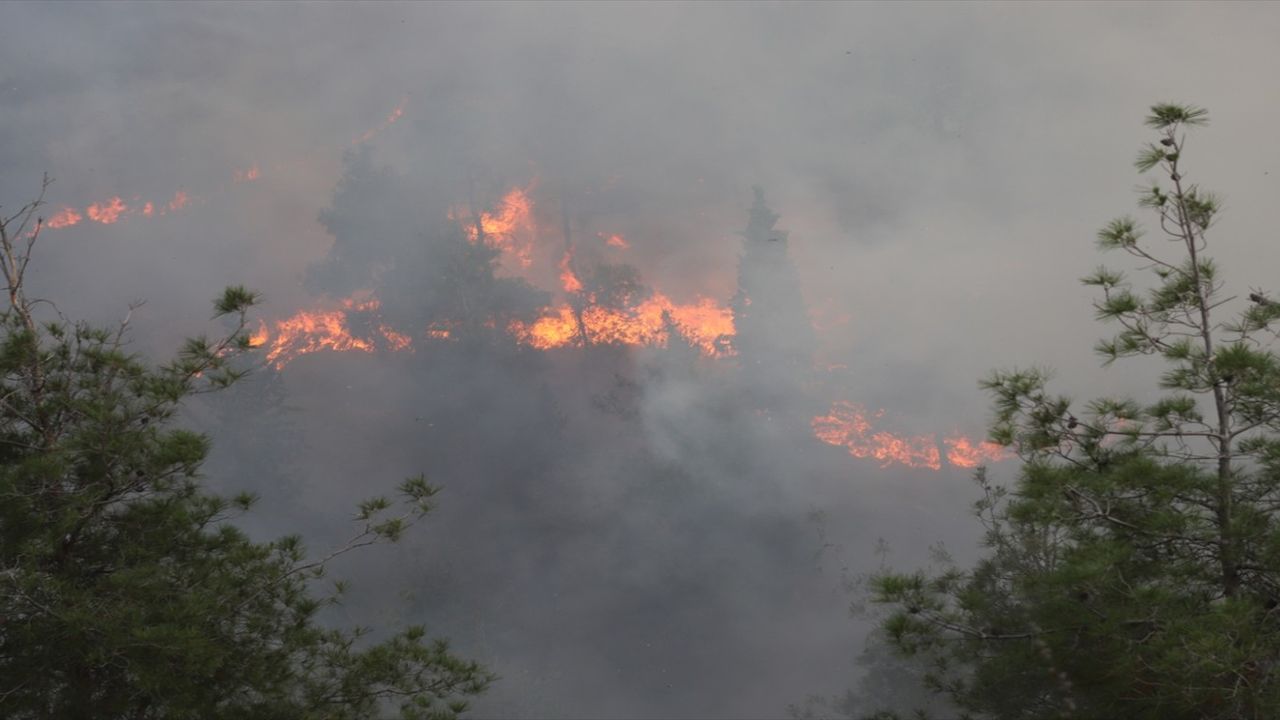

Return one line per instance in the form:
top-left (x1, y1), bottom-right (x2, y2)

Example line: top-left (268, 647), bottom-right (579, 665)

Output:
top-left (870, 104), bottom-right (1280, 719)
top-left (0, 178), bottom-right (493, 719)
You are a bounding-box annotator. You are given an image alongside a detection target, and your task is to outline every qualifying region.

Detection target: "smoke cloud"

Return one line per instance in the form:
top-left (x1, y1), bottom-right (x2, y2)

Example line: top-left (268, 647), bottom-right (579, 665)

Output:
top-left (4, 2), bottom-right (1280, 716)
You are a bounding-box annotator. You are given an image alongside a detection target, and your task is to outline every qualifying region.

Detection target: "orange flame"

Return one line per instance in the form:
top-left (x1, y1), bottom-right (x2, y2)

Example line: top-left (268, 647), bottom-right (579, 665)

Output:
top-left (942, 435), bottom-right (1011, 468)
top-left (86, 197), bottom-right (128, 224)
top-left (426, 321), bottom-right (455, 340)
top-left (666, 297), bottom-right (736, 352)
top-left (812, 402), bottom-right (1010, 471)
top-left (248, 320), bottom-right (269, 348)
top-left (458, 186), bottom-right (537, 270)
top-left (812, 402), bottom-right (941, 470)
top-left (355, 94), bottom-right (409, 144)
top-left (599, 232), bottom-right (629, 249)
top-left (510, 304), bottom-right (580, 349)
top-left (511, 292), bottom-right (735, 357)
top-left (45, 190), bottom-right (195, 232)
top-left (559, 249), bottom-right (583, 294)
top-left (252, 295), bottom-right (406, 370)
top-left (263, 309), bottom-right (373, 369)
top-left (46, 207), bottom-right (83, 229)
top-left (379, 325), bottom-right (412, 351)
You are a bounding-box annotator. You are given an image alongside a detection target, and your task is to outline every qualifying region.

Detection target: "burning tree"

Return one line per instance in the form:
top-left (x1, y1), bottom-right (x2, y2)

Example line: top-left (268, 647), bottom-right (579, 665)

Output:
top-left (868, 105), bottom-right (1280, 717)
top-left (310, 151), bottom-right (547, 346)
top-left (0, 180), bottom-right (492, 718)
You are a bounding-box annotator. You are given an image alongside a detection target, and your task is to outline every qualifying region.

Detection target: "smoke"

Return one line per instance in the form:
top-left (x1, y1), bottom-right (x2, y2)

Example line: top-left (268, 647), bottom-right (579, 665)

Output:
top-left (4, 2), bottom-right (1280, 717)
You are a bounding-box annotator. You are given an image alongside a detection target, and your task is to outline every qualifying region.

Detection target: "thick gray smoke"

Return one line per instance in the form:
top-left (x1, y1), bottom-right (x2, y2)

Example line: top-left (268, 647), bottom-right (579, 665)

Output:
top-left (4, 3), bottom-right (1280, 717)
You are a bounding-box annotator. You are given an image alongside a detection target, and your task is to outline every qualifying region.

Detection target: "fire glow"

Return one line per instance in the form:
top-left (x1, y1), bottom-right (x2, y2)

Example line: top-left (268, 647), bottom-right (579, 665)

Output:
top-left (250, 179), bottom-right (737, 366)
top-left (46, 207), bottom-right (83, 229)
top-left (456, 186), bottom-right (738, 356)
top-left (599, 232), bottom-right (629, 249)
top-left (251, 296), bottom-right (412, 370)
top-left (510, 294), bottom-right (735, 358)
top-left (231, 179), bottom-right (997, 472)
top-left (812, 401), bottom-right (1009, 470)
top-left (42, 191), bottom-right (193, 231)
top-left (558, 249), bottom-right (584, 294)
top-left (233, 165), bottom-right (261, 183)
top-left (456, 186), bottom-right (538, 270)
top-left (355, 94), bottom-right (409, 145)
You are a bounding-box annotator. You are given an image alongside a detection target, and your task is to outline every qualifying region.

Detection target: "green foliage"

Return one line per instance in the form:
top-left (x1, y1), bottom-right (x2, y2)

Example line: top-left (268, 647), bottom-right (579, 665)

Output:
top-left (1145, 103), bottom-right (1210, 128)
top-left (214, 284), bottom-right (261, 318)
top-left (0, 192), bottom-right (492, 718)
top-left (870, 104), bottom-right (1280, 718)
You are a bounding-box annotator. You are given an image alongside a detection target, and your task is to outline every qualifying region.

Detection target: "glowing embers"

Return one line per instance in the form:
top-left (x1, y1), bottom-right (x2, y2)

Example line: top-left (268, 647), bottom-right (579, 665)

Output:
top-left (426, 321), bottom-right (456, 341)
top-left (510, 293), bottom-right (735, 358)
top-left (454, 186), bottom-right (537, 271)
top-left (812, 401), bottom-right (1009, 471)
top-left (252, 295), bottom-right (413, 370)
top-left (233, 165), bottom-right (261, 183)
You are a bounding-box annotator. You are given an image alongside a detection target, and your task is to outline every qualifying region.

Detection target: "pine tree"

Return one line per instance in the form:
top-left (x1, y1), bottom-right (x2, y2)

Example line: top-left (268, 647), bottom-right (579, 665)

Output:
top-left (0, 179), bottom-right (493, 719)
top-left (870, 105), bottom-right (1280, 718)
top-left (731, 187), bottom-right (815, 414)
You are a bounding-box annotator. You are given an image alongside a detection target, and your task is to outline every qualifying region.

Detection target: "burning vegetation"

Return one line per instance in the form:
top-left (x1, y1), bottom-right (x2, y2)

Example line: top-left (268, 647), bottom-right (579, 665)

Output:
top-left (28, 103), bottom-right (1003, 473)
top-left (812, 401), bottom-right (1009, 470)
top-left (508, 293), bottom-right (735, 357)
top-left (454, 186), bottom-right (538, 271)
top-left (354, 94), bottom-right (409, 145)
top-left (253, 296), bottom-right (412, 370)
top-left (42, 190), bottom-right (193, 230)
top-left (240, 178), bottom-right (1002, 471)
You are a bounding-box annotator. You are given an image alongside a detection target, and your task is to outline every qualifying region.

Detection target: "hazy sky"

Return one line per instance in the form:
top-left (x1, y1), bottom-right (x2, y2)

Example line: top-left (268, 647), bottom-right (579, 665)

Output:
top-left (4, 2), bottom-right (1280, 716)
top-left (6, 2), bottom-right (1279, 413)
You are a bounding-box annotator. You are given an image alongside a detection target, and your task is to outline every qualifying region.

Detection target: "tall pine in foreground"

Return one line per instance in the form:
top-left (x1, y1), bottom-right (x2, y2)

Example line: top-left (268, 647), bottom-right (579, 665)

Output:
top-left (0, 179), bottom-right (492, 719)
top-left (871, 105), bottom-right (1280, 719)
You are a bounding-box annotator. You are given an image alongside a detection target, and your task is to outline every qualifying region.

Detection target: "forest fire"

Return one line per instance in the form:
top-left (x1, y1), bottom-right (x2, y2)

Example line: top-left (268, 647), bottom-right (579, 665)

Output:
top-left (509, 294), bottom-right (735, 357)
top-left (252, 296), bottom-right (413, 370)
top-left (223, 174), bottom-right (740, 369)
top-left (46, 207), bottom-right (83, 229)
top-left (426, 322), bottom-right (455, 340)
top-left (455, 186), bottom-right (738, 357)
top-left (86, 197), bottom-right (128, 224)
top-left (248, 320), bottom-right (269, 348)
top-left (354, 94), bottom-right (409, 145)
top-left (456, 186), bottom-right (537, 270)
top-left (942, 435), bottom-right (1011, 468)
top-left (42, 190), bottom-right (194, 230)
top-left (558, 249), bottom-right (584, 294)
top-left (219, 177), bottom-right (1001, 472)
top-left (812, 401), bottom-right (1008, 470)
